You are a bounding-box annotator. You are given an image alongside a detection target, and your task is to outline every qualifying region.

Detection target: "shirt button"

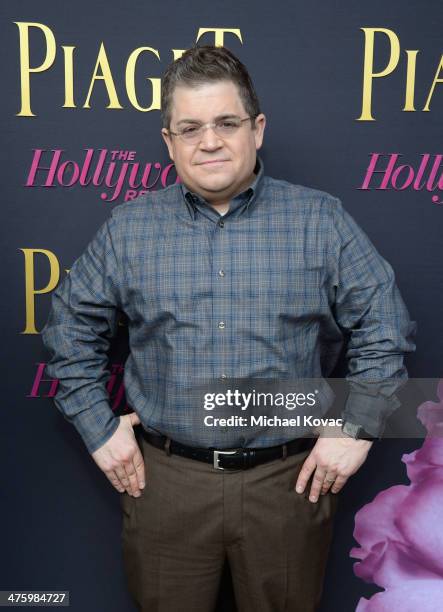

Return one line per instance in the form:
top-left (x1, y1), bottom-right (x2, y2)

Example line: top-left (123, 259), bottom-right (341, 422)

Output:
top-left (218, 321), bottom-right (225, 329)
top-left (218, 220), bottom-right (224, 228)
top-left (220, 374), bottom-right (227, 379)
top-left (218, 269), bottom-right (225, 277)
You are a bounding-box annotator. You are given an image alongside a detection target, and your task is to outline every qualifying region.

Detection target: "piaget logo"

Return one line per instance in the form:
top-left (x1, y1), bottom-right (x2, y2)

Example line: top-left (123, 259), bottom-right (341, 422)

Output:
top-left (13, 22), bottom-right (243, 117)
top-left (358, 27), bottom-right (443, 121)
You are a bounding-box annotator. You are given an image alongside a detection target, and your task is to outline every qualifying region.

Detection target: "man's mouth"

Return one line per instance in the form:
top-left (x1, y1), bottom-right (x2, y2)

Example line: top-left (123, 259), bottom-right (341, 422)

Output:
top-left (198, 159), bottom-right (229, 165)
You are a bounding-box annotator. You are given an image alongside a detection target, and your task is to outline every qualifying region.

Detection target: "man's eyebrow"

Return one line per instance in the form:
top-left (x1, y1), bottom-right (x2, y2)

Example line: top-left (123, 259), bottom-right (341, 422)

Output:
top-left (176, 114), bottom-right (240, 126)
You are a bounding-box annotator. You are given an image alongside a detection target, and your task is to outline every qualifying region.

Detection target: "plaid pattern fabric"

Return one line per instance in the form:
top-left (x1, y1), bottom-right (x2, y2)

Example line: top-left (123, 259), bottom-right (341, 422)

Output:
top-left (41, 156), bottom-right (416, 453)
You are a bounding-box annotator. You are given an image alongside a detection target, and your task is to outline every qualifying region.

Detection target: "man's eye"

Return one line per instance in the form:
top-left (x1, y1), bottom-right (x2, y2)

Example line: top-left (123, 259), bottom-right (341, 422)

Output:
top-left (182, 126), bottom-right (199, 134)
top-left (220, 121), bottom-right (237, 128)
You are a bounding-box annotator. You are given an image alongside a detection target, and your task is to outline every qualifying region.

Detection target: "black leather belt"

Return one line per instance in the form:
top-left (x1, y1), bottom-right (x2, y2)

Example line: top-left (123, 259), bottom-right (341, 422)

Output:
top-left (138, 428), bottom-right (317, 471)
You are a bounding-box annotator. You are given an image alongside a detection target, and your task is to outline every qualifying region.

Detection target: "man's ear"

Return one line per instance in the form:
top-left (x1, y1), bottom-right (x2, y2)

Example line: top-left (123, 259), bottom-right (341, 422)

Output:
top-left (253, 113), bottom-right (266, 150)
top-left (161, 128), bottom-right (175, 161)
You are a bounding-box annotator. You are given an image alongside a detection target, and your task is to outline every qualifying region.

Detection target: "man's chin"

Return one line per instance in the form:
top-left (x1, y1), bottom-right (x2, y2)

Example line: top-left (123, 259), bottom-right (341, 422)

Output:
top-left (196, 181), bottom-right (232, 196)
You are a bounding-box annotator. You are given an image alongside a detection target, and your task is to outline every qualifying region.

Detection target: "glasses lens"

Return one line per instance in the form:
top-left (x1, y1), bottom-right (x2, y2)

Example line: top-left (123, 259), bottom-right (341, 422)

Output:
top-left (177, 118), bottom-right (246, 143)
top-left (215, 118), bottom-right (242, 136)
top-left (180, 126), bottom-right (202, 142)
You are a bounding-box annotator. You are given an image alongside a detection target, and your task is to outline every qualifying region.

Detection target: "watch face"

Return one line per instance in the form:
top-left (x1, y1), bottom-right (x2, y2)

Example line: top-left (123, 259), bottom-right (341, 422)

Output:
top-left (343, 422), bottom-right (359, 438)
top-left (343, 422), bottom-right (375, 440)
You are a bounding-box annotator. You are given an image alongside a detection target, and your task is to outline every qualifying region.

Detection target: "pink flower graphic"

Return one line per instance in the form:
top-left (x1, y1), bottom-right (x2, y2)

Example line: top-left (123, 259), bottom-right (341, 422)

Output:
top-left (351, 380), bottom-right (443, 611)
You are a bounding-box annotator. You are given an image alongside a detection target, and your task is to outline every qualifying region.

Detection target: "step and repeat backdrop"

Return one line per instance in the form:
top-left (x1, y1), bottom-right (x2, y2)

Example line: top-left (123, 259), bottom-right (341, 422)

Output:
top-left (2, 1), bottom-right (442, 611)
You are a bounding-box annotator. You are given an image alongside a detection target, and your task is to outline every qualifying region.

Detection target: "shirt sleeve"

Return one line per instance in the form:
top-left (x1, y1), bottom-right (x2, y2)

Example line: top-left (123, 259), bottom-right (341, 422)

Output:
top-left (328, 198), bottom-right (417, 437)
top-left (41, 214), bottom-right (123, 454)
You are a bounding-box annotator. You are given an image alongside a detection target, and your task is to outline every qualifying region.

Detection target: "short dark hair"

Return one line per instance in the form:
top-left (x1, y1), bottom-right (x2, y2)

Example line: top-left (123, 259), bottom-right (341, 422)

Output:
top-left (161, 45), bottom-right (261, 130)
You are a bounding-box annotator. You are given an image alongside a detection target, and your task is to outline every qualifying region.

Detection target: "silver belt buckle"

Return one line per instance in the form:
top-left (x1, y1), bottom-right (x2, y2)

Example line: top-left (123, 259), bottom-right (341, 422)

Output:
top-left (213, 450), bottom-right (238, 470)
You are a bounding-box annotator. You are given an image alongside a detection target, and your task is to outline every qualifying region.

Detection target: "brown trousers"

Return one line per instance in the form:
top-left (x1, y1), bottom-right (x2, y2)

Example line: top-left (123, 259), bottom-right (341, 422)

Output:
top-left (120, 433), bottom-right (339, 612)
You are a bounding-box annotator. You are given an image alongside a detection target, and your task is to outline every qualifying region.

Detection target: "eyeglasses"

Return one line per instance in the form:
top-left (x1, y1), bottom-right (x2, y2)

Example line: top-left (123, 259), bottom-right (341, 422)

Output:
top-left (168, 116), bottom-right (253, 144)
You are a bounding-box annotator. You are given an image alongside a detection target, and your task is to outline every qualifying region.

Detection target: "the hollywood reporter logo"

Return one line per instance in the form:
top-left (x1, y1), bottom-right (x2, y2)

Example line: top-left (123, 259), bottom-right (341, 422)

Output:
top-left (25, 148), bottom-right (180, 202)
top-left (360, 153), bottom-right (443, 205)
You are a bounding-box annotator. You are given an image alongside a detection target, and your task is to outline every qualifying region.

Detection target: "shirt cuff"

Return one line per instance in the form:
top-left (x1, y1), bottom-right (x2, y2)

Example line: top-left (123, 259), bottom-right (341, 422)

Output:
top-left (341, 388), bottom-right (401, 438)
top-left (70, 404), bottom-right (121, 454)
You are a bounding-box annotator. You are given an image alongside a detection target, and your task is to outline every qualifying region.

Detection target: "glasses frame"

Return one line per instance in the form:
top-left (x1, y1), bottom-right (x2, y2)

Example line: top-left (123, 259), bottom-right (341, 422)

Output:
top-left (167, 116), bottom-right (254, 143)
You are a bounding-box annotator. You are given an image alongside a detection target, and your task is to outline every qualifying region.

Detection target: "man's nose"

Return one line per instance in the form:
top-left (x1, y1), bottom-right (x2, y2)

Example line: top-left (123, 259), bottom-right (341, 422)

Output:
top-left (199, 125), bottom-right (223, 150)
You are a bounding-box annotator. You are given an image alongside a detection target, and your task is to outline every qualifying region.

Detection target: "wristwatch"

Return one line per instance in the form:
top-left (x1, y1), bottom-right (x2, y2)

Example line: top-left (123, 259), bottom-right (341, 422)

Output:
top-left (341, 420), bottom-right (377, 441)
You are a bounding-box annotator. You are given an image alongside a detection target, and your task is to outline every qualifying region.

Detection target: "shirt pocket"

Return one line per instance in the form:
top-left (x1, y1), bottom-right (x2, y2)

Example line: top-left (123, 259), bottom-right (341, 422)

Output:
top-left (252, 262), bottom-right (327, 320)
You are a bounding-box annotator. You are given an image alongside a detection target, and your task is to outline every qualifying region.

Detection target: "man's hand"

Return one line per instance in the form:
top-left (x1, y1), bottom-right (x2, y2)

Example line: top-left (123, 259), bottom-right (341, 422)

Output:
top-left (295, 426), bottom-right (373, 503)
top-left (91, 412), bottom-right (145, 497)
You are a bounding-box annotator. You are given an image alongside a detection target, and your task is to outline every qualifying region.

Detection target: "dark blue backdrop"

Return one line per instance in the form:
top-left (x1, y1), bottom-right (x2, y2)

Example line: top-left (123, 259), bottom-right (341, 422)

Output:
top-left (1, 1), bottom-right (441, 610)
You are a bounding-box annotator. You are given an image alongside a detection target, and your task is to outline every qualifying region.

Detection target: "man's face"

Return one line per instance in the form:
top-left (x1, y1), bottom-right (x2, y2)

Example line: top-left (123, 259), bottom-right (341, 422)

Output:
top-left (161, 80), bottom-right (266, 205)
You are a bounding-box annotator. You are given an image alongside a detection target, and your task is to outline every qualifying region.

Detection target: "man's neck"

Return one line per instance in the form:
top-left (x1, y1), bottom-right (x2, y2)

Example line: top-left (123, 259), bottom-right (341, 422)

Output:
top-left (210, 201), bottom-right (230, 215)
top-left (201, 170), bottom-right (257, 215)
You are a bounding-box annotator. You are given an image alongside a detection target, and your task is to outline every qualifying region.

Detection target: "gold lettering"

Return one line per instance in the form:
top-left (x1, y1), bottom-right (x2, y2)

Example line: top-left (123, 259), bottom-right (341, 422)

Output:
top-left (358, 27), bottom-right (400, 121)
top-left (125, 47), bottom-right (161, 112)
top-left (84, 42), bottom-right (123, 109)
top-left (14, 22), bottom-right (57, 117)
top-left (196, 28), bottom-right (243, 47)
top-left (423, 55), bottom-right (443, 111)
top-left (21, 249), bottom-right (60, 335)
top-left (62, 46), bottom-right (76, 108)
top-left (172, 49), bottom-right (186, 61)
top-left (403, 50), bottom-right (419, 111)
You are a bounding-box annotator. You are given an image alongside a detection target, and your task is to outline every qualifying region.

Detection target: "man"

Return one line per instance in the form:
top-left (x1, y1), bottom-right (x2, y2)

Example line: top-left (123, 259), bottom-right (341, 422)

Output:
top-left (42, 45), bottom-right (416, 611)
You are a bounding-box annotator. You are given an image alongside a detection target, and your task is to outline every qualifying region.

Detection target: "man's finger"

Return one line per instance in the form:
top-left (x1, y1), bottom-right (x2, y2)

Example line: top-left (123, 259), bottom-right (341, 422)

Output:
top-left (308, 467), bottom-right (327, 503)
top-left (320, 472), bottom-right (337, 495)
top-left (124, 461), bottom-right (141, 497)
top-left (132, 446), bottom-right (146, 489)
top-left (115, 464), bottom-right (131, 494)
top-left (295, 453), bottom-right (317, 493)
top-left (331, 475), bottom-right (348, 494)
top-left (106, 470), bottom-right (126, 493)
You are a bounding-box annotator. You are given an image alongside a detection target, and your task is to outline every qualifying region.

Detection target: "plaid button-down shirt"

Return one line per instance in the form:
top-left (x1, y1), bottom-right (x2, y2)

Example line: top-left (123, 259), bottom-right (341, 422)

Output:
top-left (42, 156), bottom-right (416, 454)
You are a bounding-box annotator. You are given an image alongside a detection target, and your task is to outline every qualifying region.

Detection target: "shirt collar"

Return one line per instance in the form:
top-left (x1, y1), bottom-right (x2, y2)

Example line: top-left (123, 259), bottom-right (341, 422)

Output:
top-left (180, 155), bottom-right (265, 221)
